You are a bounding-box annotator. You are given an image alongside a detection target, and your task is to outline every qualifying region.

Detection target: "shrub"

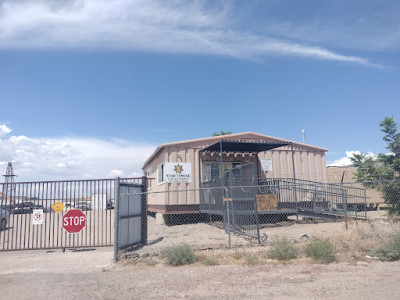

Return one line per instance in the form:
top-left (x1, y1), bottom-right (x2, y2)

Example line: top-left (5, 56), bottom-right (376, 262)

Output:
top-left (305, 239), bottom-right (336, 263)
top-left (369, 235), bottom-right (400, 261)
top-left (267, 237), bottom-right (298, 261)
top-left (162, 243), bottom-right (197, 266)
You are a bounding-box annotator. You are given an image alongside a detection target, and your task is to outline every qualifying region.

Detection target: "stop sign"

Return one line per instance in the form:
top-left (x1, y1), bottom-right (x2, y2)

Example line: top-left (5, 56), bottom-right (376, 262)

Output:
top-left (63, 209), bottom-right (86, 233)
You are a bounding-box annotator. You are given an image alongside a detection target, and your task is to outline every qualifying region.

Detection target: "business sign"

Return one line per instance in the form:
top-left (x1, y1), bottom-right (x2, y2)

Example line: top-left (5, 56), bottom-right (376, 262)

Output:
top-left (165, 163), bottom-right (192, 183)
top-left (32, 209), bottom-right (43, 225)
top-left (261, 158), bottom-right (273, 171)
top-left (256, 194), bottom-right (278, 211)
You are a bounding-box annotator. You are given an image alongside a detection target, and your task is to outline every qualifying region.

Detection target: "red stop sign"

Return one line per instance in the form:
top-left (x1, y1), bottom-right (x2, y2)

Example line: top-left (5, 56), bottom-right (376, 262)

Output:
top-left (63, 209), bottom-right (86, 233)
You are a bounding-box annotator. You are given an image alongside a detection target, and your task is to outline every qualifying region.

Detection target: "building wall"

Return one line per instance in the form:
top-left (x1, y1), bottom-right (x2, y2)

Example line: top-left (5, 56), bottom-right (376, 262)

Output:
top-left (258, 144), bottom-right (326, 182)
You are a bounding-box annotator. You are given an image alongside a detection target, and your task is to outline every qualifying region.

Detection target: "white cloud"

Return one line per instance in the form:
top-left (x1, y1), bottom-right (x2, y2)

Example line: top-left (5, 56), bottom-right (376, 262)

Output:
top-left (0, 0), bottom-right (379, 66)
top-left (0, 125), bottom-right (156, 181)
top-left (0, 123), bottom-right (12, 138)
top-left (107, 169), bottom-right (125, 177)
top-left (327, 151), bottom-right (376, 167)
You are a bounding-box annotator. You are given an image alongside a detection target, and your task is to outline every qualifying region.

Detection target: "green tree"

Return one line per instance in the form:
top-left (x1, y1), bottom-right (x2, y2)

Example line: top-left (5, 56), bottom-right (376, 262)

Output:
top-left (212, 131), bottom-right (232, 136)
top-left (351, 117), bottom-right (400, 214)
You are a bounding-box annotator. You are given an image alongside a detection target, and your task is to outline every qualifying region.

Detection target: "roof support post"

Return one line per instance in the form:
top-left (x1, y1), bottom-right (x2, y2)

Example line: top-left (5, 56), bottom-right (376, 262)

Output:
top-left (219, 140), bottom-right (231, 248)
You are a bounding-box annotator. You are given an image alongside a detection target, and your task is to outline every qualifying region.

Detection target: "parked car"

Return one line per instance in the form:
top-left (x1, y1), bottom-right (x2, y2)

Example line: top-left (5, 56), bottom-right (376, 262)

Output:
top-left (76, 203), bottom-right (90, 211)
top-left (1, 206), bottom-right (10, 230)
top-left (65, 203), bottom-right (75, 211)
top-left (13, 202), bottom-right (34, 214)
top-left (33, 204), bottom-right (45, 211)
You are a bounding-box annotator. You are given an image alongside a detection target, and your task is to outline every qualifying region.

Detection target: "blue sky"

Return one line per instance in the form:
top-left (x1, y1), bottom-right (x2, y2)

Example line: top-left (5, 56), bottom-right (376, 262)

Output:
top-left (0, 0), bottom-right (399, 181)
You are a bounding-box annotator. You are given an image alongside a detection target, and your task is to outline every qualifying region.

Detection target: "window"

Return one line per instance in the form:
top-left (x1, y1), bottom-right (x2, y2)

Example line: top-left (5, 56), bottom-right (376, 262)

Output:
top-left (231, 162), bottom-right (242, 182)
top-left (146, 167), bottom-right (152, 189)
top-left (203, 162), bottom-right (220, 182)
top-left (157, 163), bottom-right (164, 184)
top-left (202, 161), bottom-right (242, 182)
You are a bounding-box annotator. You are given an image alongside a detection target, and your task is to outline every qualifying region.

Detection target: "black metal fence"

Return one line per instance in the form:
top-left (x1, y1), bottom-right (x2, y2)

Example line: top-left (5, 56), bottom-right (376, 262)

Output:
top-left (0, 177), bottom-right (143, 251)
top-left (199, 178), bottom-right (368, 243)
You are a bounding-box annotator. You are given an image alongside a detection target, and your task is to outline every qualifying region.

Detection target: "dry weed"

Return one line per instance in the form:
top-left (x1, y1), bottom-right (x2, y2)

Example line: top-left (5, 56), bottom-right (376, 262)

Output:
top-left (331, 220), bottom-right (400, 262)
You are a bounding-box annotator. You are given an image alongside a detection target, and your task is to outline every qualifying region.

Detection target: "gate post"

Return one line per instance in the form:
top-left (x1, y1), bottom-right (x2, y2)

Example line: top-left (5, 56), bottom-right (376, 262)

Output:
top-left (113, 177), bottom-right (120, 263)
top-left (141, 176), bottom-right (148, 246)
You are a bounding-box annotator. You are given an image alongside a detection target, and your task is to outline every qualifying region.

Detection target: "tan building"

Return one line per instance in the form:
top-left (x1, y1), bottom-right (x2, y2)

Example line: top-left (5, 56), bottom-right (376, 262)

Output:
top-left (326, 166), bottom-right (384, 207)
top-left (143, 132), bottom-right (328, 215)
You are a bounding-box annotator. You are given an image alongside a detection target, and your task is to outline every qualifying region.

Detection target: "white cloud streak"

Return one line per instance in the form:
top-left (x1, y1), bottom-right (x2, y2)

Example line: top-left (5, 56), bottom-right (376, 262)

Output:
top-left (0, 126), bottom-right (156, 181)
top-left (0, 0), bottom-right (379, 66)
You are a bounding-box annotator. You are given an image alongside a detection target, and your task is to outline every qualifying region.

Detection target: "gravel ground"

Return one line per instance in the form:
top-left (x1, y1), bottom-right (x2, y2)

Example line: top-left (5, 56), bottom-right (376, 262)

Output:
top-left (1, 210), bottom-right (399, 299)
top-left (1, 247), bottom-right (400, 300)
top-left (126, 210), bottom-right (392, 257)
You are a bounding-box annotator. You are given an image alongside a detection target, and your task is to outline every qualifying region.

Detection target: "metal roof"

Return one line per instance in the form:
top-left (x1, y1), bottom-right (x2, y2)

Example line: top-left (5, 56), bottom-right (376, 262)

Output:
top-left (200, 140), bottom-right (291, 153)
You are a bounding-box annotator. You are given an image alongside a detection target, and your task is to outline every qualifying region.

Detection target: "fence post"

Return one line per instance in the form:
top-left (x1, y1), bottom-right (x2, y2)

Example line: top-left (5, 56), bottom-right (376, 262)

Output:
top-left (341, 183), bottom-right (348, 230)
top-left (113, 177), bottom-right (120, 263)
top-left (141, 176), bottom-right (148, 246)
top-left (364, 188), bottom-right (367, 219)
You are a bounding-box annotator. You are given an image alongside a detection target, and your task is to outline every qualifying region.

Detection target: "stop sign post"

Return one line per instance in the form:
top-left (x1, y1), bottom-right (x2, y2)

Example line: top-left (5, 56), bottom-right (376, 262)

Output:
top-left (63, 209), bottom-right (86, 233)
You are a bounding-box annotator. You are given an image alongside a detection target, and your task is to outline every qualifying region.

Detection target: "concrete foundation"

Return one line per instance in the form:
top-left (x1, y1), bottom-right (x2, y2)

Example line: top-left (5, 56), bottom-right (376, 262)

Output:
top-left (155, 213), bottom-right (166, 225)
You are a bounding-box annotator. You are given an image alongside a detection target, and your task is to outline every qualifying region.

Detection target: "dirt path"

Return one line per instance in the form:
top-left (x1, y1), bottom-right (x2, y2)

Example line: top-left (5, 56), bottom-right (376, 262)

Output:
top-left (1, 248), bottom-right (400, 299)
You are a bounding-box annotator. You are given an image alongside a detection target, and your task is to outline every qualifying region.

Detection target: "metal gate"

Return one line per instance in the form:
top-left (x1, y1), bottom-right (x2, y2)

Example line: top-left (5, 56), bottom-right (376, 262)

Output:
top-left (225, 163), bottom-right (260, 242)
top-left (0, 177), bottom-right (144, 251)
top-left (114, 178), bottom-right (147, 262)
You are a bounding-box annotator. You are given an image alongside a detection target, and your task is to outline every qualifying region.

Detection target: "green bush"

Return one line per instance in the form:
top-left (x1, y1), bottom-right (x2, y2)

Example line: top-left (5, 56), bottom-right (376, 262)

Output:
top-left (162, 243), bottom-right (197, 266)
top-left (305, 239), bottom-right (336, 263)
top-left (369, 235), bottom-right (400, 261)
top-left (267, 238), bottom-right (298, 261)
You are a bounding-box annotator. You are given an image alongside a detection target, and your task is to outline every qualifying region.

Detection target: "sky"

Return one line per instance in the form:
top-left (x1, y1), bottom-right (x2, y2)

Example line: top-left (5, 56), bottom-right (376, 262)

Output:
top-left (0, 0), bottom-right (399, 181)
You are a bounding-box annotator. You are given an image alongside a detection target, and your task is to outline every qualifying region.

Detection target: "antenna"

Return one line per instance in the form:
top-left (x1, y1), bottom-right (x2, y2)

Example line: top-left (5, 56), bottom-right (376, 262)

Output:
top-left (301, 129), bottom-right (305, 143)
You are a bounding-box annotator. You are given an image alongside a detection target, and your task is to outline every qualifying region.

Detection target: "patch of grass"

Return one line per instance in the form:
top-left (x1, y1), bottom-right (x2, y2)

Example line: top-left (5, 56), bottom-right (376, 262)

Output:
top-left (162, 243), bottom-right (197, 266)
top-left (201, 257), bottom-right (219, 266)
top-left (369, 235), bottom-right (400, 261)
top-left (232, 251), bottom-right (243, 260)
top-left (331, 221), bottom-right (400, 262)
top-left (305, 239), bottom-right (336, 263)
top-left (267, 237), bottom-right (298, 261)
top-left (244, 255), bottom-right (259, 265)
top-left (144, 257), bottom-right (158, 266)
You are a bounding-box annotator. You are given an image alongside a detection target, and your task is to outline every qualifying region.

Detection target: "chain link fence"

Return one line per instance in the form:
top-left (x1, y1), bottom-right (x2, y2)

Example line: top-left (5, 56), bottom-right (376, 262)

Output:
top-left (120, 179), bottom-right (400, 258)
top-left (1, 176), bottom-right (399, 261)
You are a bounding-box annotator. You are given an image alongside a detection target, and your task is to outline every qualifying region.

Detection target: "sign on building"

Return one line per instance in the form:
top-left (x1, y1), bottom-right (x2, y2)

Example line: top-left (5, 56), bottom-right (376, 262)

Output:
top-left (261, 158), bottom-right (273, 171)
top-left (165, 163), bottom-right (192, 183)
top-left (256, 194), bottom-right (278, 211)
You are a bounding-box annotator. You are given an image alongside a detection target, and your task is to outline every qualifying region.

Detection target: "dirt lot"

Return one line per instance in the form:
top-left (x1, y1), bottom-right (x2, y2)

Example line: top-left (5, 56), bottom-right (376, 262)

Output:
top-left (0, 210), bottom-right (399, 299)
top-left (0, 247), bottom-right (400, 300)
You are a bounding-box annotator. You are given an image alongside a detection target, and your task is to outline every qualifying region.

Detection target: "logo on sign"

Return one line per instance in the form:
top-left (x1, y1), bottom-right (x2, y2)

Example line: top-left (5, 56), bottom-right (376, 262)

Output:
top-left (165, 162), bottom-right (192, 183)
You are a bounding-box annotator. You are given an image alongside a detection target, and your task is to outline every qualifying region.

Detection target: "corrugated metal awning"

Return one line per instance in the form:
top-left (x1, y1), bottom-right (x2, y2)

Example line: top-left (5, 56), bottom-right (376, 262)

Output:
top-left (200, 140), bottom-right (291, 153)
